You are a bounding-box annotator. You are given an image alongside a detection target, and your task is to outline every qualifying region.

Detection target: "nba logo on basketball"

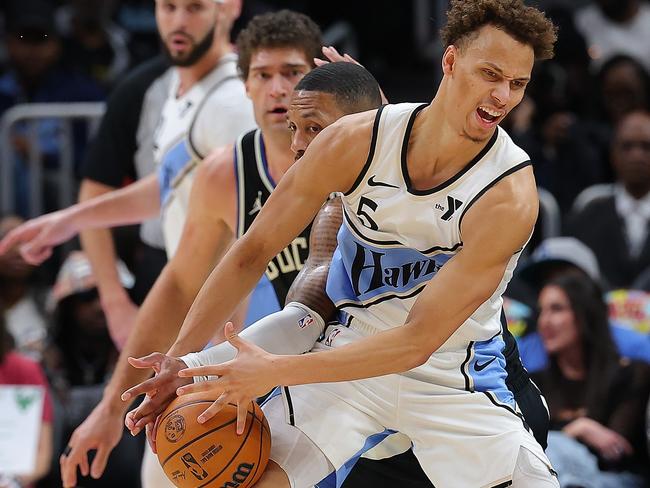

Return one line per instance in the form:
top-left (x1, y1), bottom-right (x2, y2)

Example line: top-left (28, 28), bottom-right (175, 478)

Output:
top-left (298, 314), bottom-right (314, 328)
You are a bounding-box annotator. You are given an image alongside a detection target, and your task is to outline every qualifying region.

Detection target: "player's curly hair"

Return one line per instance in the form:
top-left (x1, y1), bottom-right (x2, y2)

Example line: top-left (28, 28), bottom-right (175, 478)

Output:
top-left (440, 0), bottom-right (557, 60)
top-left (236, 10), bottom-right (322, 80)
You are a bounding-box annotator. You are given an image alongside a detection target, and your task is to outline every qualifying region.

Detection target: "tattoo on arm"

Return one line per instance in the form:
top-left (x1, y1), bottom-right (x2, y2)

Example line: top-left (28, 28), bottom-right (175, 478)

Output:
top-left (285, 197), bottom-right (343, 321)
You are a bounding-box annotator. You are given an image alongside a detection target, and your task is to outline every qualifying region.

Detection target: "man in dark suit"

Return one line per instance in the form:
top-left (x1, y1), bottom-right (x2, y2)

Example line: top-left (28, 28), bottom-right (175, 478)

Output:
top-left (566, 110), bottom-right (650, 289)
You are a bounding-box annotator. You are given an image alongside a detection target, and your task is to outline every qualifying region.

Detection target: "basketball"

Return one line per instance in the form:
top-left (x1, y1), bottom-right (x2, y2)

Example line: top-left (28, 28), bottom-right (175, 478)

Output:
top-left (155, 391), bottom-right (271, 488)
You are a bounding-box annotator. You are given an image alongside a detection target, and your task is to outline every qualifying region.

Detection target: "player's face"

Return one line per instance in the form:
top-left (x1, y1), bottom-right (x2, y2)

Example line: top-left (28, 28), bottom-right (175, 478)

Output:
top-left (443, 25), bottom-right (534, 142)
top-left (537, 285), bottom-right (580, 356)
top-left (287, 90), bottom-right (346, 161)
top-left (245, 48), bottom-right (312, 133)
top-left (156, 0), bottom-right (219, 67)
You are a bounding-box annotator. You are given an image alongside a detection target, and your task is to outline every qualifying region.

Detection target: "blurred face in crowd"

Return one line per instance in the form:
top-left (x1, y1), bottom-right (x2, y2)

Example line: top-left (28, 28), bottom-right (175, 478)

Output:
top-left (601, 61), bottom-right (648, 124)
top-left (288, 90), bottom-right (346, 161)
top-left (6, 29), bottom-right (61, 82)
top-left (0, 217), bottom-right (35, 281)
top-left (69, 291), bottom-right (107, 337)
top-left (611, 111), bottom-right (650, 198)
top-left (537, 285), bottom-right (580, 356)
top-left (155, 0), bottom-right (220, 67)
top-left (442, 25), bottom-right (533, 143)
top-left (245, 47), bottom-right (312, 135)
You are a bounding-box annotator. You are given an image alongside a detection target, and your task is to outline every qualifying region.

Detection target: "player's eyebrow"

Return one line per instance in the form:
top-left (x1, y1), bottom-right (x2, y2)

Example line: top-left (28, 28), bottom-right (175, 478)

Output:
top-left (484, 62), bottom-right (530, 82)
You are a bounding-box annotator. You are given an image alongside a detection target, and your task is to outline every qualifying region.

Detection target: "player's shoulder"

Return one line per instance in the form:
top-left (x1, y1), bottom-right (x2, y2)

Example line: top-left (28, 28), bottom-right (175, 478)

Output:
top-left (321, 108), bottom-right (379, 145)
top-left (194, 143), bottom-right (236, 193)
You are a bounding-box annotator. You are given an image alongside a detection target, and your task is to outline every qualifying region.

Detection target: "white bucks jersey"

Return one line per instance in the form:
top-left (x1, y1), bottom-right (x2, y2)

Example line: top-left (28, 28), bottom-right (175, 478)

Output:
top-left (326, 103), bottom-right (532, 351)
top-left (155, 53), bottom-right (255, 256)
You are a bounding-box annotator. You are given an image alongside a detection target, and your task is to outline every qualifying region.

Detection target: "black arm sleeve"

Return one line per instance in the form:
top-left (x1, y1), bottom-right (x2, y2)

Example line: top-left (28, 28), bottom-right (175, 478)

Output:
top-left (81, 56), bottom-right (169, 187)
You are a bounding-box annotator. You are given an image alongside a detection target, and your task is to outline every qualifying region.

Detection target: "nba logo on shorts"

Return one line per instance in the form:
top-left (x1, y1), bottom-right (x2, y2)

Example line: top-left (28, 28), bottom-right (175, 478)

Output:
top-left (298, 314), bottom-right (314, 329)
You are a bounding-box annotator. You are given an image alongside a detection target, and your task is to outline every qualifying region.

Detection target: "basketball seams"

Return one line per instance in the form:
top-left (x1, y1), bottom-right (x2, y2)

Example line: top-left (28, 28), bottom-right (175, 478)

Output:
top-left (159, 400), bottom-right (270, 487)
top-left (196, 410), bottom-right (256, 488)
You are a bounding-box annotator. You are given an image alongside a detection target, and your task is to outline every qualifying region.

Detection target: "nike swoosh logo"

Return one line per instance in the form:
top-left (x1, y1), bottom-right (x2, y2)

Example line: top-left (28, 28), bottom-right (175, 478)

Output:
top-left (474, 357), bottom-right (496, 372)
top-left (368, 175), bottom-right (399, 189)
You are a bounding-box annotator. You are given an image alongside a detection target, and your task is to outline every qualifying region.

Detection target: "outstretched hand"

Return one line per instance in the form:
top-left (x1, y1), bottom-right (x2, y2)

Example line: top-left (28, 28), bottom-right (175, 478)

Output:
top-left (121, 353), bottom-right (190, 451)
top-left (177, 322), bottom-right (278, 435)
top-left (0, 210), bottom-right (76, 264)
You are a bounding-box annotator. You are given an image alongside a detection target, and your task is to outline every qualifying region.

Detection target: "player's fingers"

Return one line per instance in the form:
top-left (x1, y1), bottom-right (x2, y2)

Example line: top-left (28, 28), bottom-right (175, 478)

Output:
top-left (127, 352), bottom-right (164, 370)
top-left (121, 376), bottom-right (162, 401)
top-left (0, 229), bottom-right (23, 254)
top-left (90, 445), bottom-right (110, 479)
top-left (78, 451), bottom-right (90, 477)
top-left (314, 57), bottom-right (328, 66)
top-left (21, 244), bottom-right (51, 265)
top-left (134, 411), bottom-right (162, 432)
top-left (60, 449), bottom-right (79, 488)
top-left (236, 401), bottom-right (248, 435)
top-left (176, 381), bottom-right (216, 397)
top-left (178, 365), bottom-right (225, 379)
top-left (343, 53), bottom-right (362, 66)
top-left (198, 391), bottom-right (229, 424)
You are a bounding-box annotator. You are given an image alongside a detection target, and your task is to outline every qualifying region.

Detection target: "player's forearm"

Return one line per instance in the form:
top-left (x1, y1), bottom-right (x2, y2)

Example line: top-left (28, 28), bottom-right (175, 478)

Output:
top-left (275, 325), bottom-right (426, 385)
top-left (73, 176), bottom-right (161, 232)
top-left (169, 239), bottom-right (270, 357)
top-left (103, 266), bottom-right (196, 408)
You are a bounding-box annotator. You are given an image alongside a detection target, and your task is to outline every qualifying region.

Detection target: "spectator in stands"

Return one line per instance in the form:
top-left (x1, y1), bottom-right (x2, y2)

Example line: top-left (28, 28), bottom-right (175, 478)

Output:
top-left (0, 0), bottom-right (104, 216)
top-left (38, 251), bottom-right (143, 488)
top-left (0, 312), bottom-right (53, 488)
top-left (574, 0), bottom-right (650, 73)
top-left (566, 110), bottom-right (650, 289)
top-left (56, 0), bottom-right (131, 89)
top-left (512, 237), bottom-right (650, 371)
top-left (44, 251), bottom-right (124, 391)
top-left (533, 273), bottom-right (650, 487)
top-left (0, 216), bottom-right (47, 360)
top-left (597, 55), bottom-right (650, 127)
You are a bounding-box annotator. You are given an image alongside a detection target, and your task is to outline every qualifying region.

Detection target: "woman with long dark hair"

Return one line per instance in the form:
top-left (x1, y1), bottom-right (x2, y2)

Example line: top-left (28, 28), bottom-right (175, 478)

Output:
top-left (533, 273), bottom-right (650, 487)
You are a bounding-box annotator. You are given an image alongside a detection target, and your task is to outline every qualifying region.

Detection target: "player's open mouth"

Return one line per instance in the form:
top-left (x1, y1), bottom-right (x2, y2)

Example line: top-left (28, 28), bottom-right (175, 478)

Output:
top-left (476, 106), bottom-right (504, 126)
top-left (270, 107), bottom-right (288, 114)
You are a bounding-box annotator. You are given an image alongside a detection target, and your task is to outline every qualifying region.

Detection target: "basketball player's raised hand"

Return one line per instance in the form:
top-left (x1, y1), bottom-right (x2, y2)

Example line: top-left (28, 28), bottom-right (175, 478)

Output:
top-left (0, 209), bottom-right (77, 264)
top-left (60, 400), bottom-right (124, 487)
top-left (121, 353), bottom-right (192, 445)
top-left (177, 322), bottom-right (277, 435)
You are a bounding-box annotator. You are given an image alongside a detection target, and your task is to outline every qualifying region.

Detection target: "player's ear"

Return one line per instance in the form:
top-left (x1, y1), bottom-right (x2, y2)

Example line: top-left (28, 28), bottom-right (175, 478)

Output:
top-left (442, 45), bottom-right (457, 76)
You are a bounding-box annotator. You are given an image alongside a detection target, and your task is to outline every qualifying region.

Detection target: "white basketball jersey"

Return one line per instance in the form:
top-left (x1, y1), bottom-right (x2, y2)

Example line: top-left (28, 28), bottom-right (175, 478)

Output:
top-left (155, 53), bottom-right (255, 256)
top-left (327, 102), bottom-right (532, 351)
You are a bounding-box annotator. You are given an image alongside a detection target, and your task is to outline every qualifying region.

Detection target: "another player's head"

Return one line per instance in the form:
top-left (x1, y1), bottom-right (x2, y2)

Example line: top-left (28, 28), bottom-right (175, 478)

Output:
top-left (438, 0), bottom-right (557, 142)
top-left (288, 62), bottom-right (383, 160)
top-left (155, 0), bottom-right (231, 67)
top-left (236, 10), bottom-right (322, 134)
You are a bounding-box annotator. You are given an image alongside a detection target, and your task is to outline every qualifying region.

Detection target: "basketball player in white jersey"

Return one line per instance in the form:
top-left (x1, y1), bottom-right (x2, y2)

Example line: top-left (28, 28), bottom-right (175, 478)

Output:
top-left (156, 1), bottom-right (560, 486)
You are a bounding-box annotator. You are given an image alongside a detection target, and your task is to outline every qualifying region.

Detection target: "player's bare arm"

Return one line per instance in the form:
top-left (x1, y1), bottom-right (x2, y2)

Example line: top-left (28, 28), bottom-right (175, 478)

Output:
top-left (115, 145), bottom-right (238, 431)
top-left (0, 173), bottom-right (160, 264)
top-left (177, 166), bottom-right (539, 424)
top-left (167, 111), bottom-right (376, 358)
top-left (59, 145), bottom-right (236, 484)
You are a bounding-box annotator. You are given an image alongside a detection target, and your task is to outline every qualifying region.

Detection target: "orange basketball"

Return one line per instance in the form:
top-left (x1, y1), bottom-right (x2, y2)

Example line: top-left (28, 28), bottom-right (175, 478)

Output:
top-left (156, 391), bottom-right (271, 488)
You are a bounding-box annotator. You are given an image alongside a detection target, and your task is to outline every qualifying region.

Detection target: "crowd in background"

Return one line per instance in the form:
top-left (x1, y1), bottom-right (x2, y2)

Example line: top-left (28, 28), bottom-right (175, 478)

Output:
top-left (1, 0), bottom-right (650, 486)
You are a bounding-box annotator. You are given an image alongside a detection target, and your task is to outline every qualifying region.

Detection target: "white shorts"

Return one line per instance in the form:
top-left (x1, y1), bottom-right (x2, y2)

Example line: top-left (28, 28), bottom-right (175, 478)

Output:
top-left (261, 324), bottom-right (556, 488)
top-left (141, 443), bottom-right (176, 488)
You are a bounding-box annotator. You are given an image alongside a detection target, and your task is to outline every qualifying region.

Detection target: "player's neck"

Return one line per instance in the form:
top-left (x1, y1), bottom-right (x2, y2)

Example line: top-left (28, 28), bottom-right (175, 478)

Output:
top-left (176, 41), bottom-right (233, 97)
top-left (261, 128), bottom-right (294, 183)
top-left (405, 102), bottom-right (496, 187)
